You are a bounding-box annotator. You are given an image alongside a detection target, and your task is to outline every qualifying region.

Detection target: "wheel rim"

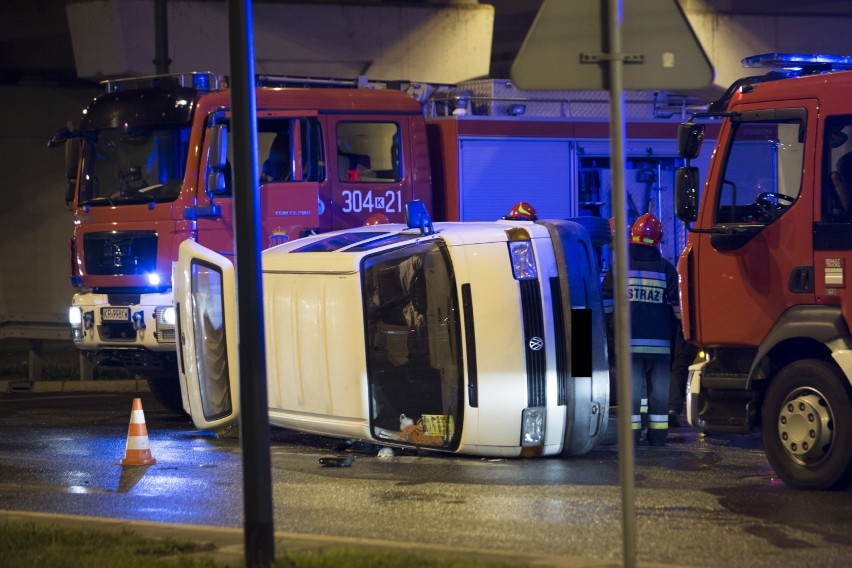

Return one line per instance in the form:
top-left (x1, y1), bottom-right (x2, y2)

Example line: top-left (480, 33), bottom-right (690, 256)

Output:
top-left (777, 388), bottom-right (834, 466)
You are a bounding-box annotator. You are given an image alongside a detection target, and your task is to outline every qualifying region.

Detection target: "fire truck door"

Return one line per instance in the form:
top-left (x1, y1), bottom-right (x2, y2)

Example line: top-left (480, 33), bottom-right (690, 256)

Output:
top-left (196, 117), bottom-right (321, 253)
top-left (814, 115), bottom-right (852, 316)
top-left (691, 103), bottom-right (817, 346)
top-left (327, 117), bottom-right (412, 228)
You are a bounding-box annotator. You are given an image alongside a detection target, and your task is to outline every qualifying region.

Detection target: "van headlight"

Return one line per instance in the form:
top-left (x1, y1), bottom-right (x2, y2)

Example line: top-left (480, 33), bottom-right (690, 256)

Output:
top-left (521, 407), bottom-right (545, 446)
top-left (508, 241), bottom-right (537, 280)
top-left (154, 306), bottom-right (177, 343)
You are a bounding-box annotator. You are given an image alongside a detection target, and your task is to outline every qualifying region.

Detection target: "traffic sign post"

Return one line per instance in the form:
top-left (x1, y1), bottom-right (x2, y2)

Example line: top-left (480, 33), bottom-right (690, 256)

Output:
top-left (511, 2), bottom-right (713, 567)
top-left (226, 1), bottom-right (276, 566)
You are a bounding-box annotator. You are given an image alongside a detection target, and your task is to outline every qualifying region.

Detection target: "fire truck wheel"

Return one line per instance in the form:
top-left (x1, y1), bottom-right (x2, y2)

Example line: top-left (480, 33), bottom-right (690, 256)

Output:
top-left (144, 372), bottom-right (188, 417)
top-left (761, 359), bottom-right (852, 490)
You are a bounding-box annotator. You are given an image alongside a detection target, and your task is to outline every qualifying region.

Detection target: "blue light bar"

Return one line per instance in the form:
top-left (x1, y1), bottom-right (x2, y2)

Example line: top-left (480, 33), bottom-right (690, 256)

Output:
top-left (192, 72), bottom-right (212, 92)
top-left (742, 53), bottom-right (852, 71)
top-left (102, 72), bottom-right (218, 94)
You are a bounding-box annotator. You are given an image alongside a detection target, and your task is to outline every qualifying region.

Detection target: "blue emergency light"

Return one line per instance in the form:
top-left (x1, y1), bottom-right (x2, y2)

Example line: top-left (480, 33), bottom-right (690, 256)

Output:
top-left (742, 53), bottom-right (852, 72)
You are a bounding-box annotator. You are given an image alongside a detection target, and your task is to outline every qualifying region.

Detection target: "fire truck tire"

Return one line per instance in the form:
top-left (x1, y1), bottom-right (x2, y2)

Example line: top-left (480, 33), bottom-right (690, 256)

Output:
top-left (145, 372), bottom-right (188, 416)
top-left (761, 359), bottom-right (852, 490)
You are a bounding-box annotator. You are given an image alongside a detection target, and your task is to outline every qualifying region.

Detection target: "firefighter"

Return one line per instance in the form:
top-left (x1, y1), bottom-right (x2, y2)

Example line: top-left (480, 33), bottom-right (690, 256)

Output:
top-left (602, 213), bottom-right (680, 446)
top-left (503, 201), bottom-right (538, 221)
top-left (364, 212), bottom-right (391, 225)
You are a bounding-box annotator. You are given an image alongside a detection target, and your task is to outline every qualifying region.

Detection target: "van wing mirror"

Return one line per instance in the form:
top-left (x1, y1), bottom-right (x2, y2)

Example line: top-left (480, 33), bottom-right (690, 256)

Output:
top-left (677, 122), bottom-right (705, 160)
top-left (675, 166), bottom-right (699, 222)
top-left (405, 200), bottom-right (434, 235)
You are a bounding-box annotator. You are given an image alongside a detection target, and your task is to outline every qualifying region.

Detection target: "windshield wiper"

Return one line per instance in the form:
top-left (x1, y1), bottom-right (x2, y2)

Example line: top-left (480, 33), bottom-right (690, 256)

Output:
top-left (80, 196), bottom-right (115, 206)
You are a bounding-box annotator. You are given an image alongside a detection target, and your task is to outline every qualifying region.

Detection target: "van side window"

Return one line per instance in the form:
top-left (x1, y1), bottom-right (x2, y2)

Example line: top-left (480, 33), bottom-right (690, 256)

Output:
top-left (714, 120), bottom-right (803, 225)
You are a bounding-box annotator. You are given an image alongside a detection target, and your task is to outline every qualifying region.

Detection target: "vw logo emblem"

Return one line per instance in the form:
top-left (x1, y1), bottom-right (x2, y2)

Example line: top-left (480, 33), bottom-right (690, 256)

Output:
top-left (528, 336), bottom-right (544, 351)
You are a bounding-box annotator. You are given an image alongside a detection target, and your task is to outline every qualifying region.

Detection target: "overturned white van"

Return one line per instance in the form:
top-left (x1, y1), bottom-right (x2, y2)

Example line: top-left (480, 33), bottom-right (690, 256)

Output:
top-left (174, 203), bottom-right (610, 457)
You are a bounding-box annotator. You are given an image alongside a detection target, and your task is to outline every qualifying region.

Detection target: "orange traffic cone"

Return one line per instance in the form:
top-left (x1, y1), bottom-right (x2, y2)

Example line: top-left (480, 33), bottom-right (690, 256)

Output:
top-left (120, 397), bottom-right (157, 466)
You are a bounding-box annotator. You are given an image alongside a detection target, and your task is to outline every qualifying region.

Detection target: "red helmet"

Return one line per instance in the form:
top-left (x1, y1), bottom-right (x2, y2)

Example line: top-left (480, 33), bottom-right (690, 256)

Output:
top-left (630, 213), bottom-right (663, 247)
top-left (364, 212), bottom-right (390, 226)
top-left (504, 201), bottom-right (538, 221)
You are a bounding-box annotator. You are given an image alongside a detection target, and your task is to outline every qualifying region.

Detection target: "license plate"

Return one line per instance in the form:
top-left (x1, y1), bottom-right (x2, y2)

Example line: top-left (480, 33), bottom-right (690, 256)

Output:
top-left (101, 307), bottom-right (130, 322)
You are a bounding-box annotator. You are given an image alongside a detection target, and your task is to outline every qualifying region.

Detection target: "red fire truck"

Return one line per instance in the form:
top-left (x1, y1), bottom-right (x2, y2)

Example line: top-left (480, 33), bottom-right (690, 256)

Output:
top-left (52, 72), bottom-right (706, 414)
top-left (50, 73), bottom-right (432, 412)
top-left (675, 54), bottom-right (852, 489)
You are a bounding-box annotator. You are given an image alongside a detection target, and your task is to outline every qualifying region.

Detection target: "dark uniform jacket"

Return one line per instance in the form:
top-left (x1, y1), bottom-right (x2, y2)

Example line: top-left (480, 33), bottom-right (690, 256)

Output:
top-left (601, 244), bottom-right (680, 357)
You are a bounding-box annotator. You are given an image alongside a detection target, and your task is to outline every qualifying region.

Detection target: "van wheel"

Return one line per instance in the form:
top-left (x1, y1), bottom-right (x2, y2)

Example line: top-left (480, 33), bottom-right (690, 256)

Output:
top-left (598, 413), bottom-right (619, 446)
top-left (566, 216), bottom-right (611, 246)
top-left (761, 359), bottom-right (852, 490)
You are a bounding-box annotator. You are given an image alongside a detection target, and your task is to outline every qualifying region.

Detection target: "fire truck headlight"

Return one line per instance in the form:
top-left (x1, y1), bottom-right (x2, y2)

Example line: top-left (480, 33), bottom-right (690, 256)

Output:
top-left (521, 407), bottom-right (545, 446)
top-left (509, 241), bottom-right (537, 280)
top-left (69, 306), bottom-right (82, 326)
top-left (159, 306), bottom-right (176, 326)
top-left (154, 306), bottom-right (177, 344)
top-left (147, 272), bottom-right (161, 286)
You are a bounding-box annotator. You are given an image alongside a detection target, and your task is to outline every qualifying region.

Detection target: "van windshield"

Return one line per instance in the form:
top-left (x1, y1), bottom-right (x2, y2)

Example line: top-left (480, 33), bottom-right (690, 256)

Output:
top-left (362, 240), bottom-right (463, 448)
top-left (79, 126), bottom-right (189, 206)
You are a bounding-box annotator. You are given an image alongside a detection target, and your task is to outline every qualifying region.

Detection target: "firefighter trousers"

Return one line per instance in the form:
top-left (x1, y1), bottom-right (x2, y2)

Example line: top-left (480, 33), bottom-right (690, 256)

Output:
top-left (631, 354), bottom-right (670, 446)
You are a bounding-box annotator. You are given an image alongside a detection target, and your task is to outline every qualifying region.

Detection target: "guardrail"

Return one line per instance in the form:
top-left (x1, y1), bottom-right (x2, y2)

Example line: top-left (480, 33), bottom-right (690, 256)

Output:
top-left (0, 313), bottom-right (86, 381)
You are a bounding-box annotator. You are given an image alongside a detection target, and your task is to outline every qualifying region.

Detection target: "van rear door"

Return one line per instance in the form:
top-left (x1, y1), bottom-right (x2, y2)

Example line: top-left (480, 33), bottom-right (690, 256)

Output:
top-left (175, 239), bottom-right (240, 430)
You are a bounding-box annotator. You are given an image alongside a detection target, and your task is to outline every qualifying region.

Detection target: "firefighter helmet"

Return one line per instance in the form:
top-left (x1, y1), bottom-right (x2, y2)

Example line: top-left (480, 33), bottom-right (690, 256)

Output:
top-left (504, 201), bottom-right (538, 221)
top-left (630, 213), bottom-right (663, 247)
top-left (364, 212), bottom-right (390, 226)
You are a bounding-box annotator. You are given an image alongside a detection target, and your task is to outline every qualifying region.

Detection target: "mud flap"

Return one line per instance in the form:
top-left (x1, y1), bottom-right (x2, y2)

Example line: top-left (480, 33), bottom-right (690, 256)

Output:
top-left (537, 220), bottom-right (610, 455)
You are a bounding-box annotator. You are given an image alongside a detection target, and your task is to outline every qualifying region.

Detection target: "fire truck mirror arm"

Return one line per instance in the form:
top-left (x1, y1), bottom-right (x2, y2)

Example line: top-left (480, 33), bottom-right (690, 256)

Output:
top-left (674, 166), bottom-right (763, 245)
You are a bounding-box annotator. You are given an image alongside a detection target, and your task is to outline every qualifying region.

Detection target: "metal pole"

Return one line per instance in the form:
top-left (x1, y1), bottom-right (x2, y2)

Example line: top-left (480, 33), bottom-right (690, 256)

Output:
top-left (226, 1), bottom-right (275, 566)
top-left (152, 0), bottom-right (171, 74)
top-left (606, 0), bottom-right (637, 566)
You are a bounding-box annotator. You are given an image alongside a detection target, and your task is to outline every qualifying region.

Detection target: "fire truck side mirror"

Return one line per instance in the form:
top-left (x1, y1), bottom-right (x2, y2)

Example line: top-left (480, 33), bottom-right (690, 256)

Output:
top-left (677, 122), bottom-right (704, 160)
top-left (208, 124), bottom-right (228, 169)
top-left (207, 124), bottom-right (229, 195)
top-left (675, 166), bottom-right (699, 222)
top-left (64, 138), bottom-right (80, 206)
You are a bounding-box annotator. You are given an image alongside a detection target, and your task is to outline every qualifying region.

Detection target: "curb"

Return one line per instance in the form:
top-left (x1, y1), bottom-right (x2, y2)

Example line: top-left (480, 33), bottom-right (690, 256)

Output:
top-left (0, 509), bottom-right (637, 567)
top-left (0, 379), bottom-right (149, 394)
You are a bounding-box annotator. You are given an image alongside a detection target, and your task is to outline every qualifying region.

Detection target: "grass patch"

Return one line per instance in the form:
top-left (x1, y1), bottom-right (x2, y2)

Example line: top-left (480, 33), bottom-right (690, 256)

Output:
top-left (1, 522), bottom-right (219, 567)
top-left (1, 522), bottom-right (529, 568)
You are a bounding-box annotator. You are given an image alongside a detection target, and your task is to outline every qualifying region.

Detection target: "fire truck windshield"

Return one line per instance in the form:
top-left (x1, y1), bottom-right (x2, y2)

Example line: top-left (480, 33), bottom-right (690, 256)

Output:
top-left (79, 126), bottom-right (189, 206)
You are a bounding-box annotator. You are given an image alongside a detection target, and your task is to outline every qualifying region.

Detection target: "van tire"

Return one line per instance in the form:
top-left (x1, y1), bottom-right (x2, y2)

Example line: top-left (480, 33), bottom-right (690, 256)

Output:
top-left (566, 216), bottom-right (611, 246)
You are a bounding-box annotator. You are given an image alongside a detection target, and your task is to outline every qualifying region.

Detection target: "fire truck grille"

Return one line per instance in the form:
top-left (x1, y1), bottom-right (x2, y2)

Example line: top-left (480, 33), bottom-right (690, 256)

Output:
top-left (83, 231), bottom-right (157, 276)
top-left (520, 279), bottom-right (546, 407)
top-left (549, 277), bottom-right (569, 406)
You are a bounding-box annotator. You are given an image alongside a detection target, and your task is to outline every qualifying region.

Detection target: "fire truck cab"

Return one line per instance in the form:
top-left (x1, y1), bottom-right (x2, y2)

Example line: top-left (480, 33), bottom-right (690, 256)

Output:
top-left (675, 54), bottom-right (852, 489)
top-left (52, 73), bottom-right (430, 413)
